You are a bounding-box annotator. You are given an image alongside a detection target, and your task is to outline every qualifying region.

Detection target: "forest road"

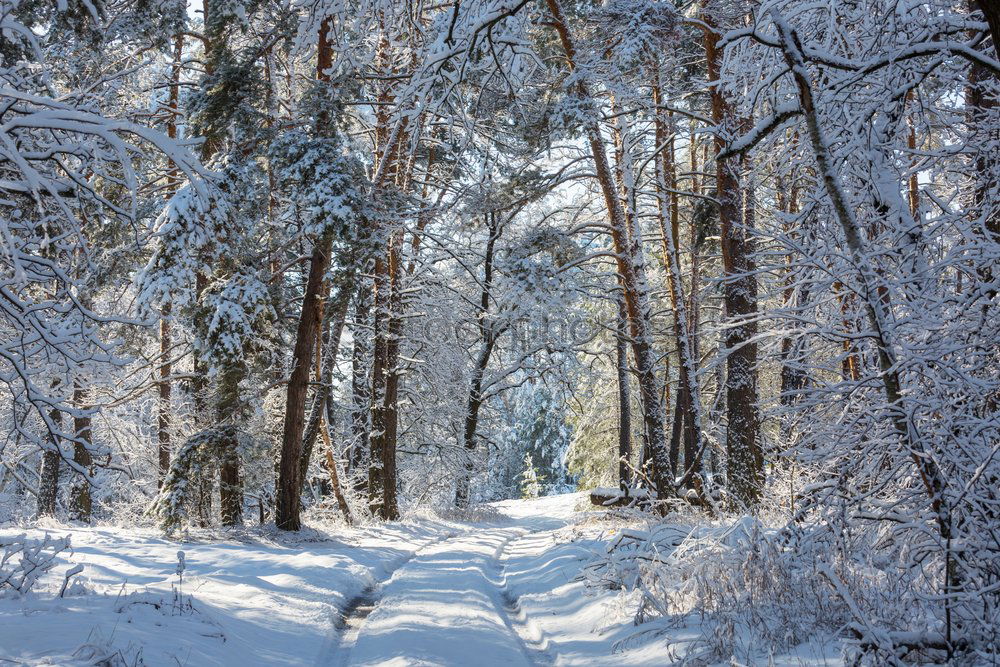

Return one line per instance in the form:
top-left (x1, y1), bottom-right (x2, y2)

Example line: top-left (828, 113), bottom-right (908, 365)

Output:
top-left (327, 495), bottom-right (574, 666)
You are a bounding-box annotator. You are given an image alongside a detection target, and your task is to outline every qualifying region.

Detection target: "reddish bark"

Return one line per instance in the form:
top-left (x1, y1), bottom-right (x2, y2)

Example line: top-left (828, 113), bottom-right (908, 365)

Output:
top-left (544, 0), bottom-right (672, 498)
top-left (704, 16), bottom-right (762, 508)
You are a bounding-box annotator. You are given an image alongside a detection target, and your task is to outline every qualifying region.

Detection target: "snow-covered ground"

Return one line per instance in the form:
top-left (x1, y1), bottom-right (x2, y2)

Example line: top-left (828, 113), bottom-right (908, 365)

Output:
top-left (0, 493), bottom-right (840, 666)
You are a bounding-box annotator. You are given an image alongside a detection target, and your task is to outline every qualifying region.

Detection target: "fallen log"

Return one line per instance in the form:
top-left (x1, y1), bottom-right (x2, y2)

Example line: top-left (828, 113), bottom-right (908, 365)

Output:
top-left (589, 487), bottom-right (652, 508)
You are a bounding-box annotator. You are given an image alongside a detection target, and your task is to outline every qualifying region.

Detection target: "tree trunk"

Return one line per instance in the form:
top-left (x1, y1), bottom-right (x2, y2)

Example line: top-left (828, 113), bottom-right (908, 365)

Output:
top-left (217, 362), bottom-right (244, 526)
top-left (192, 0), bottom-right (217, 529)
top-left (323, 427), bottom-right (354, 525)
top-left (976, 1), bottom-right (1000, 59)
top-left (350, 282), bottom-right (373, 489)
top-left (544, 0), bottom-right (672, 499)
top-left (300, 284), bottom-right (354, 527)
top-left (615, 282), bottom-right (632, 489)
top-left (455, 214), bottom-right (501, 507)
top-left (608, 96), bottom-right (638, 490)
top-left (37, 403), bottom-right (61, 518)
top-left (969, 2), bottom-right (1000, 309)
top-left (70, 386), bottom-right (93, 522)
top-left (275, 17), bottom-right (345, 531)
top-left (379, 231), bottom-right (403, 520)
top-left (369, 255), bottom-right (389, 516)
top-left (704, 17), bottom-right (762, 509)
top-left (158, 36), bottom-right (182, 486)
top-left (652, 73), bottom-right (704, 489)
top-left (369, 227), bottom-right (406, 521)
top-left (158, 310), bottom-right (172, 485)
top-left (365, 26), bottom-right (410, 520)
top-left (276, 233), bottom-right (333, 530)
top-left (300, 281), bottom-right (351, 487)
top-left (668, 387), bottom-right (683, 477)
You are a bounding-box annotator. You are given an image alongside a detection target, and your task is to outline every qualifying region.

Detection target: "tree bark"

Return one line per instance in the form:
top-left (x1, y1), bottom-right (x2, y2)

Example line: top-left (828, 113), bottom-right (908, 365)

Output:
top-left (276, 233), bottom-right (333, 530)
top-left (976, 1), bottom-right (1000, 59)
top-left (217, 363), bottom-right (244, 526)
top-left (191, 0), bottom-right (217, 529)
top-left (544, 0), bottom-right (672, 499)
top-left (704, 16), bottom-right (762, 509)
top-left (158, 35), bottom-right (182, 486)
top-left (323, 429), bottom-right (354, 525)
top-left (615, 281), bottom-right (632, 489)
top-left (455, 213), bottom-right (501, 507)
top-left (70, 386), bottom-right (93, 522)
top-left (300, 283), bottom-right (351, 489)
top-left (275, 17), bottom-right (346, 531)
top-left (158, 310), bottom-right (172, 485)
top-left (969, 2), bottom-right (1000, 309)
top-left (369, 254), bottom-right (389, 516)
top-left (652, 73), bottom-right (704, 488)
top-left (37, 402), bottom-right (61, 518)
top-left (350, 282), bottom-right (373, 489)
top-left (369, 227), bottom-right (407, 520)
top-left (379, 231), bottom-right (403, 520)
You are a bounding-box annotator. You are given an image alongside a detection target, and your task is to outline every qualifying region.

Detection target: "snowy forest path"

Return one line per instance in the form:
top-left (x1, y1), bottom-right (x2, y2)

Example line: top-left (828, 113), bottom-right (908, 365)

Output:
top-left (327, 496), bottom-right (574, 666)
top-left (316, 530), bottom-right (457, 666)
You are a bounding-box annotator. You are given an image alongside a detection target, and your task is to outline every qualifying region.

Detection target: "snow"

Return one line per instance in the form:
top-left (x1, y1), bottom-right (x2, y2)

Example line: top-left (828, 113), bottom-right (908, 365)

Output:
top-left (0, 520), bottom-right (457, 665)
top-left (0, 494), bottom-right (844, 666)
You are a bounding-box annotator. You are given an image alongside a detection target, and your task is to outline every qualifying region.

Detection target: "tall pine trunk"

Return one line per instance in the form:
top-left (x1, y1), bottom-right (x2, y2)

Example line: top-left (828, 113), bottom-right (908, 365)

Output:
top-left (300, 283), bottom-right (351, 489)
top-left (652, 73), bottom-right (703, 489)
top-left (276, 231), bottom-right (333, 530)
top-left (158, 34), bottom-right (183, 486)
top-left (275, 18), bottom-right (348, 530)
top-left (544, 0), bottom-right (672, 499)
top-left (615, 280), bottom-right (632, 489)
top-left (299, 283), bottom-right (353, 524)
top-left (218, 364), bottom-right (244, 526)
top-left (704, 16), bottom-right (762, 509)
top-left (969, 1), bottom-right (1000, 310)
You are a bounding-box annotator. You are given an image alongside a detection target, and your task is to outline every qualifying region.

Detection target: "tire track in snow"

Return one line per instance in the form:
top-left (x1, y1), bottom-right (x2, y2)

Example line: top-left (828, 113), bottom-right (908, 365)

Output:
top-left (330, 526), bottom-right (529, 666)
top-left (489, 527), bottom-right (556, 667)
top-left (320, 505), bottom-right (568, 667)
top-left (314, 531), bottom-right (455, 667)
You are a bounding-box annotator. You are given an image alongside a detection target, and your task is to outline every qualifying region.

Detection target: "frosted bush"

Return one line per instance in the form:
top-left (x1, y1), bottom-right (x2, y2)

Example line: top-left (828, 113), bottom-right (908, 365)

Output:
top-left (587, 515), bottom-right (978, 664)
top-left (0, 533), bottom-right (72, 597)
